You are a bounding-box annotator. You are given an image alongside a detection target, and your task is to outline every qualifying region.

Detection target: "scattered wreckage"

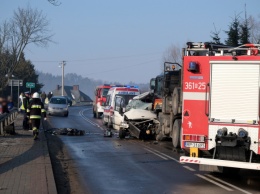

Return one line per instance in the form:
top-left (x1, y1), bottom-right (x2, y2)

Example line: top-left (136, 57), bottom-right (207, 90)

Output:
top-left (45, 128), bottom-right (85, 136)
top-left (119, 92), bottom-right (159, 140)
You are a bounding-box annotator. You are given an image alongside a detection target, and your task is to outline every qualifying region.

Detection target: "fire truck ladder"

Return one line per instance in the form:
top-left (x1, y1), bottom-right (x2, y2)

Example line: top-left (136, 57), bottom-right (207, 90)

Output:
top-left (186, 42), bottom-right (260, 56)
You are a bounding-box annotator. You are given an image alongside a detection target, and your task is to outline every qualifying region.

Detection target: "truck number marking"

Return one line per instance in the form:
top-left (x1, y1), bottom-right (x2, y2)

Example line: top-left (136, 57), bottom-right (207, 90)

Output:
top-left (184, 82), bottom-right (206, 90)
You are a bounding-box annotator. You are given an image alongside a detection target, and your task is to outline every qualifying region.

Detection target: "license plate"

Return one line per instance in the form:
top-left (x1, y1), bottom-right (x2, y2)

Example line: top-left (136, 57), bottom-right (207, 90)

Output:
top-left (184, 142), bottom-right (205, 148)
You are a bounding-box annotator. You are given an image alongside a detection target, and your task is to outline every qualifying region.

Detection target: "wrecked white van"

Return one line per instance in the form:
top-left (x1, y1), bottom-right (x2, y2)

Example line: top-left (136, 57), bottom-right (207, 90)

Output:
top-left (119, 92), bottom-right (159, 139)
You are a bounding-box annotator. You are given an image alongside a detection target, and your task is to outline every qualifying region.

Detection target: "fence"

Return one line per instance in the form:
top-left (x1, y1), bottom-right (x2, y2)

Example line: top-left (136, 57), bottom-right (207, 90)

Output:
top-left (0, 109), bottom-right (18, 135)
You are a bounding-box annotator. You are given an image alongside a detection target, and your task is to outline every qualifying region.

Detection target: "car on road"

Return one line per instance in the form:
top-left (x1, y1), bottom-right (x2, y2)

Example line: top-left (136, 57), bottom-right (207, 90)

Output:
top-left (48, 96), bottom-right (69, 117)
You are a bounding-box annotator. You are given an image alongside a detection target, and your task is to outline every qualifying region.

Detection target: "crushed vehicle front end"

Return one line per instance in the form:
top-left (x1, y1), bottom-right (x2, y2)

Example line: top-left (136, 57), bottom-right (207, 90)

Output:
top-left (121, 109), bottom-right (159, 139)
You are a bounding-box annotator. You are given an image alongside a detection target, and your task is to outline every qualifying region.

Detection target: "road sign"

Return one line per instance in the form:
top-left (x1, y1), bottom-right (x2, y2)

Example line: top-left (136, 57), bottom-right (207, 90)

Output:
top-left (26, 82), bottom-right (35, 88)
top-left (8, 79), bottom-right (23, 87)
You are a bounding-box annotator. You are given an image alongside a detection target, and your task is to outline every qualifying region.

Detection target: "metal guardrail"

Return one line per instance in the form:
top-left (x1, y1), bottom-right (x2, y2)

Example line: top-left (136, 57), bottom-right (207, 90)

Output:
top-left (0, 109), bottom-right (18, 135)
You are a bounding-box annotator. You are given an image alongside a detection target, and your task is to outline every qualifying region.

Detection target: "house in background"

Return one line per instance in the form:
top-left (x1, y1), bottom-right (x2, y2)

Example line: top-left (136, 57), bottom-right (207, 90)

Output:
top-left (52, 85), bottom-right (92, 103)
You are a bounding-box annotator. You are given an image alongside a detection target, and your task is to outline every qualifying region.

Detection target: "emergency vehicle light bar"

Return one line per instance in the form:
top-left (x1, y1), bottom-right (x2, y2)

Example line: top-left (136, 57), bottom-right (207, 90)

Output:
top-left (111, 85), bottom-right (138, 88)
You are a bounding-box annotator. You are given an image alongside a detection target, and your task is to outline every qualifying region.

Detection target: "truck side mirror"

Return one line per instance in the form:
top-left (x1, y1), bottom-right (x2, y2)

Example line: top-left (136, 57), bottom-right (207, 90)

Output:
top-left (150, 78), bottom-right (155, 90)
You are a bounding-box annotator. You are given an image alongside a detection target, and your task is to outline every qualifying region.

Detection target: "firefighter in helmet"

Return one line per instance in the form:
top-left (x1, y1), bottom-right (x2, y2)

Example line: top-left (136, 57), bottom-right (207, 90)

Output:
top-left (27, 92), bottom-right (47, 140)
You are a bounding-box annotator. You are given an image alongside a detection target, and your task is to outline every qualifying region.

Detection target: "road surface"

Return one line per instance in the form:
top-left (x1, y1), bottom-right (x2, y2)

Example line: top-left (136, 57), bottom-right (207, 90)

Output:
top-left (48, 106), bottom-right (260, 194)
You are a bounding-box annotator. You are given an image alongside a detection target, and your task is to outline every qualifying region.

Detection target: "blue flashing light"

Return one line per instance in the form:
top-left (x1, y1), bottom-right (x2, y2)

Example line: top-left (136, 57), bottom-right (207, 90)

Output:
top-left (188, 61), bottom-right (199, 72)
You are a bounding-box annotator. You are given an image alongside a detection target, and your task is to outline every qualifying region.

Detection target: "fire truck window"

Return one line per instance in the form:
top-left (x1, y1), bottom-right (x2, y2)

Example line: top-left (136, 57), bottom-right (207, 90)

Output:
top-left (102, 88), bottom-right (109, 96)
top-left (156, 78), bottom-right (162, 96)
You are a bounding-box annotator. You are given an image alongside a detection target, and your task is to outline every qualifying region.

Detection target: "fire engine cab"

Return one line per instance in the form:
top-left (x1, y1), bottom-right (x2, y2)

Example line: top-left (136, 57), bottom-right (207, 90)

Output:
top-left (180, 42), bottom-right (260, 172)
top-left (103, 86), bottom-right (140, 130)
top-left (93, 84), bottom-right (111, 118)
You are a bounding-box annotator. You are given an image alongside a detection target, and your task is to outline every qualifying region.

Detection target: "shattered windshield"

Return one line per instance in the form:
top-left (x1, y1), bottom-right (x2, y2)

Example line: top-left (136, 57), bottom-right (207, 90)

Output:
top-left (115, 95), bottom-right (136, 107)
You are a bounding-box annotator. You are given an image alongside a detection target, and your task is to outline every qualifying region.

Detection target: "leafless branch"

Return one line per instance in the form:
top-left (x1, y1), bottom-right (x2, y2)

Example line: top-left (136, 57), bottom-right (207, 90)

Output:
top-left (48, 0), bottom-right (61, 6)
top-left (9, 6), bottom-right (53, 74)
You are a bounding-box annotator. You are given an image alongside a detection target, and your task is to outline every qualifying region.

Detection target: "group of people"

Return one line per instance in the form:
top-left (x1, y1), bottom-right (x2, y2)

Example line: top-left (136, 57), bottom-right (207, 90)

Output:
top-left (1, 91), bottom-right (50, 140)
top-left (20, 91), bottom-right (47, 140)
top-left (0, 96), bottom-right (14, 114)
top-left (40, 91), bottom-right (53, 105)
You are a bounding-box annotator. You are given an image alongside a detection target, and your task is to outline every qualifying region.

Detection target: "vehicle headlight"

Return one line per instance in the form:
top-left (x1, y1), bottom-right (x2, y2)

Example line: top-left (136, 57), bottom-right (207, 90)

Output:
top-left (64, 107), bottom-right (68, 110)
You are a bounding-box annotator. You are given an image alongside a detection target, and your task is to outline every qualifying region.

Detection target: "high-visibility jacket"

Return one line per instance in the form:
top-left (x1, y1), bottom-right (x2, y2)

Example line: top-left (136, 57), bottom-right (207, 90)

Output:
top-left (20, 96), bottom-right (29, 110)
top-left (27, 98), bottom-right (46, 119)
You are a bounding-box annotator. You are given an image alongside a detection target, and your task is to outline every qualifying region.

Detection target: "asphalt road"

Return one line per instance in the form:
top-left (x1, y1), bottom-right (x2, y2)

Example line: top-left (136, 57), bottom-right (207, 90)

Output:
top-left (48, 106), bottom-right (260, 194)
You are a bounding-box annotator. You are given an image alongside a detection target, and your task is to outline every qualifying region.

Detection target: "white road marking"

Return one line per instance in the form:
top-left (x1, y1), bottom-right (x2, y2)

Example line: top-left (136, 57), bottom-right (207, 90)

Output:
top-left (143, 148), bottom-right (169, 160)
top-left (195, 174), bottom-right (233, 191)
top-left (183, 166), bottom-right (196, 171)
top-left (79, 109), bottom-right (98, 126)
top-left (143, 146), bottom-right (180, 163)
top-left (206, 174), bottom-right (252, 194)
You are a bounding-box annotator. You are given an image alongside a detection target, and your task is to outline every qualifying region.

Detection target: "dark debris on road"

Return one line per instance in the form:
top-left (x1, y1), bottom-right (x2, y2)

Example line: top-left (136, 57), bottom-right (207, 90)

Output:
top-left (45, 128), bottom-right (85, 136)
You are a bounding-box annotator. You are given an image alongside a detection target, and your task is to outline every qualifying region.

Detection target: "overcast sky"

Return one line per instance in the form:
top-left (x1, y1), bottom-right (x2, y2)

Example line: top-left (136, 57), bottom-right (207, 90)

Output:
top-left (1, 0), bottom-right (260, 83)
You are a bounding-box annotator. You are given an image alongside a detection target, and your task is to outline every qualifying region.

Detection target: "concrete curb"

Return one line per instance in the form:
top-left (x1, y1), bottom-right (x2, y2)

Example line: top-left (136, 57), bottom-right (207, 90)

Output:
top-left (42, 119), bottom-right (58, 194)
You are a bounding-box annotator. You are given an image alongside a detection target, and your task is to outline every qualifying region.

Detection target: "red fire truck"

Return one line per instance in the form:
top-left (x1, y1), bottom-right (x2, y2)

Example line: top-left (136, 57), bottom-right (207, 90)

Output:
top-left (93, 84), bottom-right (111, 118)
top-left (180, 42), bottom-right (260, 172)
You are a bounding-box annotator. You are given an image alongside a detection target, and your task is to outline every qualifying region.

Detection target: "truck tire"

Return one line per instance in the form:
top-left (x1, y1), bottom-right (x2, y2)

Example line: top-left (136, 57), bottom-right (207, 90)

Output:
top-left (172, 87), bottom-right (181, 115)
top-left (93, 109), bottom-right (96, 118)
top-left (119, 129), bottom-right (126, 139)
top-left (172, 119), bottom-right (181, 148)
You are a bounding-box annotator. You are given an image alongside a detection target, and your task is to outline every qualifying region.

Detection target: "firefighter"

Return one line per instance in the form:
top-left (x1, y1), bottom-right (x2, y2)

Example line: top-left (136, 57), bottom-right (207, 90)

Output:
top-left (21, 92), bottom-right (30, 130)
top-left (27, 92), bottom-right (47, 140)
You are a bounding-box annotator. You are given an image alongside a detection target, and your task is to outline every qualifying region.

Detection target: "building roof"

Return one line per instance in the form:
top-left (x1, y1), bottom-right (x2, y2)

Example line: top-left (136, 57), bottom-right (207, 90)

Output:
top-left (52, 85), bottom-right (92, 102)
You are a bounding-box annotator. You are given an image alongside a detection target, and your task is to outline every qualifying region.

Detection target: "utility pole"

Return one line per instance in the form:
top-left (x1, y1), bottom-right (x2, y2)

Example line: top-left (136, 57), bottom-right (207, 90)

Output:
top-left (61, 61), bottom-right (66, 96)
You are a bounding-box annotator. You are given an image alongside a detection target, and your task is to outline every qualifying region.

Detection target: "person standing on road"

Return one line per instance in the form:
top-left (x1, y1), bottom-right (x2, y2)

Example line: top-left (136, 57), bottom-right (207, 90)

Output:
top-left (47, 92), bottom-right (53, 100)
top-left (21, 92), bottom-right (30, 130)
top-left (27, 92), bottom-right (47, 140)
top-left (41, 92), bottom-right (46, 104)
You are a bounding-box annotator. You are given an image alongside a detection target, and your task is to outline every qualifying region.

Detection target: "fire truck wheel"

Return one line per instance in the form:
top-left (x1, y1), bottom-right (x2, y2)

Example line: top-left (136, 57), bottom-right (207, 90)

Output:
top-left (96, 110), bottom-right (100, 119)
top-left (172, 119), bottom-right (181, 148)
top-left (172, 87), bottom-right (180, 115)
top-left (119, 129), bottom-right (126, 139)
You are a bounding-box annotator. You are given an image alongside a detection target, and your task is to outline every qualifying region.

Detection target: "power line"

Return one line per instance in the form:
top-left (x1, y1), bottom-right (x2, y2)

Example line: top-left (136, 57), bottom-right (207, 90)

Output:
top-left (31, 51), bottom-right (162, 63)
top-left (83, 58), bottom-right (159, 76)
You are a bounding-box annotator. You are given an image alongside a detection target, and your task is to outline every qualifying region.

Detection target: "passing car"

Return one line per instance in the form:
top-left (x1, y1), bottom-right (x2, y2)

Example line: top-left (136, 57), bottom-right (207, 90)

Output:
top-left (48, 96), bottom-right (69, 117)
top-left (64, 96), bottom-right (73, 106)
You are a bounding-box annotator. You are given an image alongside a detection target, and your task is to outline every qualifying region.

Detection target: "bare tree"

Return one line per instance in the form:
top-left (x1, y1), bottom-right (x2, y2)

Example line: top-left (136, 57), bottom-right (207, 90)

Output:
top-left (0, 6), bottom-right (53, 90)
top-left (48, 0), bottom-right (61, 6)
top-left (248, 15), bottom-right (260, 43)
top-left (9, 6), bottom-right (53, 73)
top-left (162, 44), bottom-right (182, 71)
top-left (0, 21), bottom-right (10, 54)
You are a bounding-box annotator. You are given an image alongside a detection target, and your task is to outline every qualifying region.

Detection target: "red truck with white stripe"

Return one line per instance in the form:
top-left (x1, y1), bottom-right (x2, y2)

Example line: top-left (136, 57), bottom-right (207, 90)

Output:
top-left (93, 84), bottom-right (111, 118)
top-left (180, 42), bottom-right (260, 172)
